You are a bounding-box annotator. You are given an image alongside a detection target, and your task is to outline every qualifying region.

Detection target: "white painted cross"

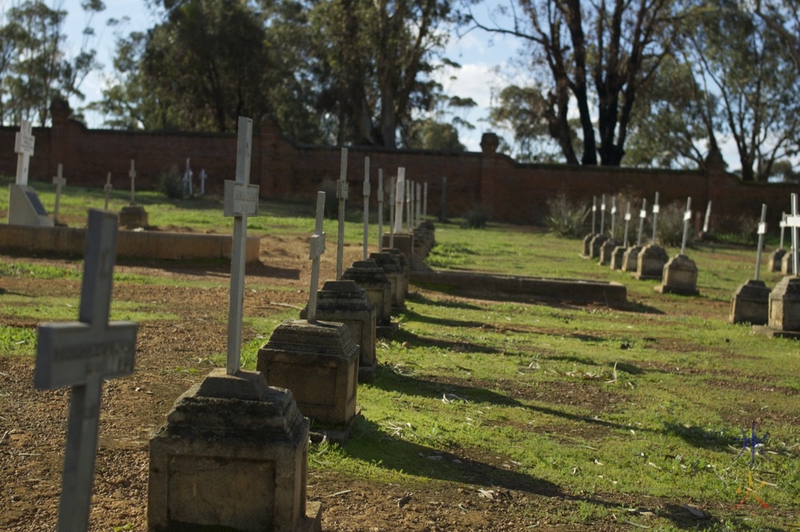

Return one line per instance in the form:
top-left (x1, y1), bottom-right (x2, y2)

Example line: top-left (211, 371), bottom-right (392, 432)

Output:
top-left (128, 160), bottom-right (137, 205)
top-left (623, 202), bottom-right (631, 247)
top-left (104, 173), bottom-right (112, 210)
top-left (599, 194), bottom-right (606, 235)
top-left (755, 204), bottom-right (768, 281)
top-left (378, 169), bottom-right (384, 252)
top-left (591, 196), bottom-right (597, 234)
top-left (223, 117), bottom-right (259, 375)
top-left (651, 192), bottom-right (660, 244)
top-left (35, 209), bottom-right (137, 532)
top-left (610, 197), bottom-right (617, 237)
top-left (362, 157), bottom-right (371, 260)
top-left (703, 201), bottom-right (712, 233)
top-left (52, 164), bottom-right (66, 225)
top-left (15, 121), bottom-right (35, 186)
top-left (788, 194), bottom-right (800, 275)
top-left (779, 212), bottom-right (787, 249)
top-left (415, 182), bottom-right (422, 226)
top-left (308, 191), bottom-right (327, 323)
top-left (393, 168), bottom-right (405, 234)
top-left (423, 182), bottom-right (428, 219)
top-left (405, 180), bottom-right (412, 232)
top-left (389, 175), bottom-right (397, 248)
top-left (680, 197), bottom-right (692, 255)
top-left (183, 158), bottom-right (193, 198)
top-left (336, 148), bottom-right (349, 280)
top-left (637, 198), bottom-right (647, 246)
top-left (198, 169), bottom-right (207, 196)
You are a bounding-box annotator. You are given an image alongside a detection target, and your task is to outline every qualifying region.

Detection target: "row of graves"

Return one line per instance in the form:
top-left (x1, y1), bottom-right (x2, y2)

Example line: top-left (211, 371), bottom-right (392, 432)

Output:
top-left (8, 120), bottom-right (210, 231)
top-left (32, 117), bottom-right (438, 531)
top-left (580, 192), bottom-right (800, 338)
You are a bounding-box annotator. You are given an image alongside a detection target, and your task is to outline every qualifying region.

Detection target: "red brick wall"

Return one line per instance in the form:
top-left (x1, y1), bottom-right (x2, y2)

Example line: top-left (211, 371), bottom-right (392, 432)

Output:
top-left (1, 107), bottom-right (798, 229)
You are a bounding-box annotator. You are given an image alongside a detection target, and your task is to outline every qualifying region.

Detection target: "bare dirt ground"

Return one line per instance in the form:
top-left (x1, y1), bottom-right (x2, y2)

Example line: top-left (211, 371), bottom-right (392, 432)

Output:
top-left (0, 233), bottom-right (743, 531)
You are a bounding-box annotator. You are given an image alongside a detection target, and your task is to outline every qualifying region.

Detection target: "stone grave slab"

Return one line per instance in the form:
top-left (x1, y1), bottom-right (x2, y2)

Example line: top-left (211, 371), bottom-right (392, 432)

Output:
top-left (8, 183), bottom-right (54, 226)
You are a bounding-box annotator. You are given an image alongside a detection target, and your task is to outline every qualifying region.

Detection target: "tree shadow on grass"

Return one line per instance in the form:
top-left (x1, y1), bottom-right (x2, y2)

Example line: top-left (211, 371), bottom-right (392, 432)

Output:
top-left (392, 328), bottom-right (502, 355)
top-left (661, 422), bottom-right (739, 451)
top-left (400, 306), bottom-right (532, 335)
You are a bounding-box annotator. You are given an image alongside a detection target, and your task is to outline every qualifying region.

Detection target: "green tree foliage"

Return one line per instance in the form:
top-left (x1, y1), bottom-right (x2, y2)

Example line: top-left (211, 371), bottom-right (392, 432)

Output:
top-left (469, 0), bottom-right (680, 166)
top-left (0, 0), bottom-right (104, 125)
top-left (405, 118), bottom-right (465, 151)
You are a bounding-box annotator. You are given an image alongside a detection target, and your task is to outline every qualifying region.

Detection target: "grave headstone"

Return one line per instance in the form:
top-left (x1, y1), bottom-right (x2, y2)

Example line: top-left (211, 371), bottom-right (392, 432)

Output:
top-left (258, 191), bottom-right (359, 438)
top-left (589, 195), bottom-right (608, 259)
top-left (119, 159), bottom-right (148, 229)
top-left (622, 198), bottom-right (648, 272)
top-left (362, 157), bottom-right (371, 261)
top-left (769, 212), bottom-right (788, 272)
top-left (582, 196), bottom-right (598, 257)
top-left (731, 204), bottom-right (770, 324)
top-left (336, 148), bottom-right (349, 280)
top-left (656, 197), bottom-right (699, 295)
top-left (103, 173), bottom-right (112, 210)
top-left (36, 209), bottom-right (138, 532)
top-left (8, 121), bottom-right (54, 227)
top-left (635, 192), bottom-right (668, 280)
top-left (52, 163), bottom-right (66, 226)
top-left (149, 118), bottom-right (322, 532)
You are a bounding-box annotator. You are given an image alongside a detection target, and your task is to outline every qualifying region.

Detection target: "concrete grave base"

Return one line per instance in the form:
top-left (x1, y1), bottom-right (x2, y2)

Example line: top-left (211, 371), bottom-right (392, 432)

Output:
top-left (769, 249), bottom-right (787, 272)
top-left (762, 275), bottom-right (800, 335)
top-left (634, 244), bottom-right (669, 280)
top-left (300, 280), bottom-right (377, 383)
top-left (609, 245), bottom-right (627, 270)
top-left (730, 279), bottom-right (770, 325)
top-left (342, 260), bottom-right (394, 327)
top-left (622, 245), bottom-right (643, 272)
top-left (598, 238), bottom-right (619, 266)
top-left (781, 253), bottom-right (795, 275)
top-left (655, 254), bottom-right (699, 295)
top-left (589, 234), bottom-right (608, 259)
top-left (148, 369), bottom-right (321, 532)
top-left (119, 204), bottom-right (148, 229)
top-left (257, 319), bottom-right (359, 435)
top-left (369, 251), bottom-right (406, 313)
top-left (581, 233), bottom-right (597, 258)
top-left (385, 247), bottom-right (410, 296)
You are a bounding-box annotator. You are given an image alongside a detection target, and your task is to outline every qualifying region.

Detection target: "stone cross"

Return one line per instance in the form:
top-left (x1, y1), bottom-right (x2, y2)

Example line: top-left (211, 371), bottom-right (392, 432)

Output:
top-left (198, 169), bottom-right (207, 196)
top-left (35, 209), bottom-right (137, 532)
top-left (423, 182), bottom-right (428, 219)
top-left (788, 194), bottom-right (800, 274)
top-left (103, 173), bottom-right (112, 210)
top-left (378, 169), bottom-right (384, 252)
top-left (703, 201), bottom-right (712, 233)
top-left (394, 168), bottom-right (405, 234)
top-left (185, 158), bottom-right (194, 198)
top-left (755, 204), bottom-right (768, 281)
top-left (440, 176), bottom-right (447, 221)
top-left (610, 197), bottom-right (617, 238)
top-left (599, 195), bottom-right (606, 235)
top-left (680, 197), bottom-right (692, 255)
top-left (651, 192), bottom-right (660, 244)
top-left (336, 148), bottom-right (349, 280)
top-left (591, 196), bottom-right (597, 234)
top-left (52, 164), bottom-right (66, 225)
top-left (623, 202), bottom-right (631, 247)
top-left (389, 175), bottom-right (397, 248)
top-left (779, 212), bottom-right (787, 249)
top-left (637, 198), bottom-right (647, 246)
top-left (128, 160), bottom-right (136, 205)
top-left (223, 117), bottom-right (259, 375)
top-left (415, 182), bottom-right (422, 226)
top-left (307, 191), bottom-right (327, 323)
top-left (405, 180), bottom-right (412, 232)
top-left (362, 157), bottom-right (371, 261)
top-left (14, 120), bottom-right (35, 186)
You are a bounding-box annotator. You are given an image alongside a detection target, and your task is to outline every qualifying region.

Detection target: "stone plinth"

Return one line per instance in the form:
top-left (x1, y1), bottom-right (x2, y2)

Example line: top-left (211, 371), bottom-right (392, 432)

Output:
top-left (382, 233), bottom-right (414, 262)
top-left (369, 251), bottom-right (406, 313)
top-left (766, 275), bottom-right (800, 334)
top-left (655, 254), bottom-right (699, 295)
top-left (609, 244), bottom-right (627, 270)
top-left (412, 221), bottom-right (436, 257)
top-left (622, 245), bottom-right (643, 272)
top-left (781, 253), bottom-right (795, 275)
top-left (257, 319), bottom-right (358, 435)
top-left (635, 244), bottom-right (669, 280)
top-left (588, 234), bottom-right (608, 259)
top-left (148, 369), bottom-right (321, 532)
top-left (300, 280), bottom-right (377, 383)
top-left (342, 260), bottom-right (394, 335)
top-left (119, 204), bottom-right (148, 229)
top-left (581, 233), bottom-right (597, 257)
top-left (730, 279), bottom-right (770, 325)
top-left (769, 249), bottom-right (787, 272)
top-left (598, 238), bottom-right (619, 266)
top-left (385, 247), bottom-right (410, 296)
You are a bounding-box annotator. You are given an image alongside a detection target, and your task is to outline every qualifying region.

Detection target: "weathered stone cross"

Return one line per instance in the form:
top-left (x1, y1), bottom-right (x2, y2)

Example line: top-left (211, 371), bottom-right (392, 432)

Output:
top-left (394, 168), bottom-right (405, 234)
top-left (680, 197), bottom-right (692, 255)
top-left (389, 175), bottom-right (397, 248)
top-left (35, 209), bottom-right (138, 532)
top-left (15, 120), bottom-right (35, 186)
top-left (599, 195), bottom-right (606, 235)
top-left (223, 117), bottom-right (259, 375)
top-left (307, 191), bottom-right (327, 323)
top-left (336, 148), bottom-right (349, 280)
top-left (779, 212), bottom-right (787, 249)
top-left (637, 198), bottom-right (647, 246)
top-left (703, 201), bottom-right (712, 233)
top-left (651, 192), bottom-right (660, 244)
top-left (378, 169), bottom-right (384, 252)
top-left (787, 193), bottom-right (800, 275)
top-left (104, 173), bottom-right (112, 210)
top-left (590, 196), bottom-right (597, 234)
top-left (610, 197), bottom-right (617, 237)
top-left (128, 160), bottom-right (137, 205)
top-left (415, 182), bottom-right (422, 226)
top-left (362, 157), bottom-right (371, 260)
top-left (183, 158), bottom-right (193, 198)
top-left (199, 169), bottom-right (207, 196)
top-left (52, 164), bottom-right (66, 225)
top-left (754, 204), bottom-right (767, 281)
top-left (623, 202), bottom-right (631, 247)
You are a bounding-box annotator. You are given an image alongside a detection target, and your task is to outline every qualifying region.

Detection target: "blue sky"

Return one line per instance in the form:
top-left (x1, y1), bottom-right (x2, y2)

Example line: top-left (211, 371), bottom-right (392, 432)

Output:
top-left (58, 0), bottom-right (519, 152)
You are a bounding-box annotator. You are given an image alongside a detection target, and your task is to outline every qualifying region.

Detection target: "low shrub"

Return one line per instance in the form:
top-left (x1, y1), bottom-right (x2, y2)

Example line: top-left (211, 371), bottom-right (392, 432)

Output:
top-left (545, 194), bottom-right (588, 238)
top-left (462, 207), bottom-right (491, 229)
top-left (159, 165), bottom-right (183, 199)
top-left (656, 202), bottom-right (692, 247)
